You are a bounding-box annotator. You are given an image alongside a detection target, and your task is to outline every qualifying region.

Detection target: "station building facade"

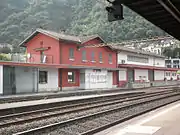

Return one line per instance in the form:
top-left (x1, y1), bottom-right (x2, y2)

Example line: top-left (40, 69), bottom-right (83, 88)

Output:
top-left (0, 29), bottom-right (119, 95)
top-left (0, 29), bottom-right (178, 95)
top-left (112, 46), bottom-right (178, 87)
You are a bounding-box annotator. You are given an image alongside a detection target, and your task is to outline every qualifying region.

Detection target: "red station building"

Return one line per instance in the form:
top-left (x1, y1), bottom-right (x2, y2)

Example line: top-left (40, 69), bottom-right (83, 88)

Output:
top-left (0, 29), bottom-right (178, 95)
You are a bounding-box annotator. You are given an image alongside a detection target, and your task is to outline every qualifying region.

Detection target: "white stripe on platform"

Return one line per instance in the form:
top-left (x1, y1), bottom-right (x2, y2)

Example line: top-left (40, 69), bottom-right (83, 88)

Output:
top-left (113, 125), bottom-right (160, 135)
top-left (112, 102), bottom-right (180, 135)
top-left (136, 102), bottom-right (180, 125)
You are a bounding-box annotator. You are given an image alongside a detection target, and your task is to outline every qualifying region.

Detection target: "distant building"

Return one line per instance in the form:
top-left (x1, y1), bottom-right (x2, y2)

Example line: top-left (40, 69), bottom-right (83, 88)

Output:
top-left (165, 58), bottom-right (180, 68)
top-left (0, 43), bottom-right (12, 50)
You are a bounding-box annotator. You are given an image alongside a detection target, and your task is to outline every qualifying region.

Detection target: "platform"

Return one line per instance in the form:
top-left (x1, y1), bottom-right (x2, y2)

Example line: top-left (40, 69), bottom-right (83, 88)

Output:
top-left (0, 85), bottom-right (174, 100)
top-left (0, 90), bottom-right (145, 110)
top-left (96, 100), bottom-right (180, 135)
top-left (0, 86), bottom-right (175, 111)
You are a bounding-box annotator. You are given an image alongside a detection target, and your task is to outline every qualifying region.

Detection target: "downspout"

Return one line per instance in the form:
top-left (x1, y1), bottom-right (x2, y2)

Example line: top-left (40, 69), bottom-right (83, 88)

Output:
top-left (59, 40), bottom-right (63, 91)
top-left (36, 68), bottom-right (39, 93)
top-left (116, 50), bottom-right (119, 87)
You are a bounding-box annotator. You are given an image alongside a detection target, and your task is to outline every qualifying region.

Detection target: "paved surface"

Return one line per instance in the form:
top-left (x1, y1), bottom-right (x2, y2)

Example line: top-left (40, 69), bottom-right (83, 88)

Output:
top-left (0, 85), bottom-right (175, 99)
top-left (0, 86), bottom-right (175, 110)
top-left (96, 100), bottom-right (180, 135)
top-left (0, 91), bottom-right (145, 110)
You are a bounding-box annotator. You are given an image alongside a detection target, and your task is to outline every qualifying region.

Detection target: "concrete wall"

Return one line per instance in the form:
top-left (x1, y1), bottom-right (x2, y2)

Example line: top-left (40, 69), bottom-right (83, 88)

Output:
top-left (0, 65), bottom-right (3, 94)
top-left (154, 70), bottom-right (164, 81)
top-left (132, 82), bottom-right (150, 88)
top-left (15, 67), bottom-right (37, 93)
top-left (154, 58), bottom-right (165, 67)
top-left (39, 68), bottom-right (58, 92)
top-left (152, 80), bottom-right (180, 87)
top-left (134, 69), bottom-right (148, 81)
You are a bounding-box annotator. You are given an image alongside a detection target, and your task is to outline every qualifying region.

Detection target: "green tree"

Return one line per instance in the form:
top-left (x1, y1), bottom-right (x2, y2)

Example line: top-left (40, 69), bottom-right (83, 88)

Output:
top-left (0, 0), bottom-right (168, 46)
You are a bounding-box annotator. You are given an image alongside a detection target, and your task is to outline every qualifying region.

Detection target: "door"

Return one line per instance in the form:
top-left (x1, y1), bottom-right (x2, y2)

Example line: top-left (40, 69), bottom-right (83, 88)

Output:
top-left (80, 73), bottom-right (85, 89)
top-left (3, 66), bottom-right (16, 95)
top-left (107, 72), bottom-right (113, 88)
top-left (127, 68), bottom-right (134, 82)
top-left (148, 70), bottom-right (154, 81)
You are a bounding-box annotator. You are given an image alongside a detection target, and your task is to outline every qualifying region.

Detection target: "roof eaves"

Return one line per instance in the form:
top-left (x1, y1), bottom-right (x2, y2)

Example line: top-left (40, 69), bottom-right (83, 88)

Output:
top-left (18, 30), bottom-right (38, 47)
top-left (81, 34), bottom-right (105, 44)
top-left (18, 29), bottom-right (60, 47)
top-left (36, 29), bottom-right (59, 40)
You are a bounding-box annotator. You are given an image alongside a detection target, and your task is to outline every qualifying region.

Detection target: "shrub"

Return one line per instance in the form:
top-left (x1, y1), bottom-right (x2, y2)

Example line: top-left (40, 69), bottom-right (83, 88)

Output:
top-left (0, 54), bottom-right (11, 61)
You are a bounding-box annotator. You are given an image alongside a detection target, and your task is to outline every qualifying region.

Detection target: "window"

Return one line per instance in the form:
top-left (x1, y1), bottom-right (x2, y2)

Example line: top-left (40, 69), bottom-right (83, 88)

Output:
top-left (108, 54), bottom-right (112, 64)
top-left (69, 48), bottom-right (74, 59)
top-left (172, 73), bottom-right (176, 76)
top-left (91, 51), bottom-right (95, 62)
top-left (99, 52), bottom-right (103, 63)
top-left (68, 71), bottom-right (75, 83)
top-left (127, 55), bottom-right (148, 63)
top-left (39, 71), bottom-right (48, 84)
top-left (82, 50), bottom-right (86, 61)
top-left (166, 72), bottom-right (170, 76)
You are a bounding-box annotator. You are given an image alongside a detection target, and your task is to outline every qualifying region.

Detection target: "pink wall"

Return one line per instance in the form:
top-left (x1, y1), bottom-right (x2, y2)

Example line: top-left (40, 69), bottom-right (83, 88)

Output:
top-left (61, 38), bottom-right (117, 68)
top-left (61, 69), bottom-right (80, 87)
top-left (26, 33), bottom-right (60, 64)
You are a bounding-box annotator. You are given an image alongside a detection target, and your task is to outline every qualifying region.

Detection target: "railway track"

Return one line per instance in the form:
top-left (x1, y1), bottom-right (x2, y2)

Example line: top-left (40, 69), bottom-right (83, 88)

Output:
top-left (0, 86), bottom-right (174, 104)
top-left (0, 88), bottom-right (148, 104)
top-left (13, 91), bottom-right (180, 135)
top-left (0, 91), bottom-right (145, 116)
top-left (0, 90), bottom-right (173, 128)
top-left (0, 90), bottom-right (178, 135)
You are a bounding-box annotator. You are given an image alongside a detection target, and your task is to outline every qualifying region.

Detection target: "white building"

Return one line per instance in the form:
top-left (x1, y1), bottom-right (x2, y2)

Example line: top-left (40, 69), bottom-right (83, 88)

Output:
top-left (110, 46), bottom-right (178, 88)
top-left (165, 58), bottom-right (180, 69)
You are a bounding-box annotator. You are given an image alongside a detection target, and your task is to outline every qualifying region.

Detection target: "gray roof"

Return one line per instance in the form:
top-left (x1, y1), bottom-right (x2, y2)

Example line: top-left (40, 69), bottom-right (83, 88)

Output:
top-left (19, 29), bottom-right (165, 58)
top-left (19, 28), bottom-right (104, 47)
top-left (109, 45), bottom-right (165, 58)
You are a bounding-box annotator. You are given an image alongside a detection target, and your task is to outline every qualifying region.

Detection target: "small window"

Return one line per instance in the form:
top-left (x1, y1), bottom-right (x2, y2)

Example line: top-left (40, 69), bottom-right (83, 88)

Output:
top-left (82, 50), bottom-right (86, 61)
top-left (99, 52), bottom-right (103, 63)
top-left (69, 48), bottom-right (74, 59)
top-left (68, 71), bottom-right (75, 83)
top-left (39, 71), bottom-right (48, 84)
top-left (108, 54), bottom-right (112, 64)
top-left (166, 72), bottom-right (169, 76)
top-left (91, 52), bottom-right (95, 61)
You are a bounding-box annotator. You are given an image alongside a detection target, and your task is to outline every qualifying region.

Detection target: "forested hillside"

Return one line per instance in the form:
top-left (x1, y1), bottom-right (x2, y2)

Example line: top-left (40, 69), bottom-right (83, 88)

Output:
top-left (0, 0), bottom-right (167, 46)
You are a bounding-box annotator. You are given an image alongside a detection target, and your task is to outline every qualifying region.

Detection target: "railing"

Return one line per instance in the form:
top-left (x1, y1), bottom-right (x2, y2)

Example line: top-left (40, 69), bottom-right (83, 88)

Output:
top-left (125, 80), bottom-right (180, 89)
top-left (0, 53), bottom-right (54, 64)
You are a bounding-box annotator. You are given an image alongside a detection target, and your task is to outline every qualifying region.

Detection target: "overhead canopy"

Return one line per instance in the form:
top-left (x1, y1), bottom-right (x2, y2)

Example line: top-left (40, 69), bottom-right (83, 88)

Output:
top-left (117, 0), bottom-right (180, 40)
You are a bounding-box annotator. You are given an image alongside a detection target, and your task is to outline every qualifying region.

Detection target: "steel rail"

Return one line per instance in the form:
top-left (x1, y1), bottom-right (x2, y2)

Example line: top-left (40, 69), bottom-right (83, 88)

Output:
top-left (13, 92), bottom-right (180, 135)
top-left (0, 91), bottom-right (173, 128)
top-left (0, 91), bottom-right (144, 116)
top-left (0, 90), bottom-right (170, 120)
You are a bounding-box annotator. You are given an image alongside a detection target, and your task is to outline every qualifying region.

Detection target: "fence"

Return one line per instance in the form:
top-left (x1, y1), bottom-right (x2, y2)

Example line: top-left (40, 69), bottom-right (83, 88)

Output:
top-left (0, 53), bottom-right (54, 64)
top-left (124, 80), bottom-right (180, 89)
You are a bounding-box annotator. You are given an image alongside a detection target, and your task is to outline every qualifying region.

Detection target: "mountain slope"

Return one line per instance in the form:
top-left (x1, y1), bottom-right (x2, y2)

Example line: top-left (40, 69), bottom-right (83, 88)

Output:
top-left (0, 0), bottom-right (167, 46)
